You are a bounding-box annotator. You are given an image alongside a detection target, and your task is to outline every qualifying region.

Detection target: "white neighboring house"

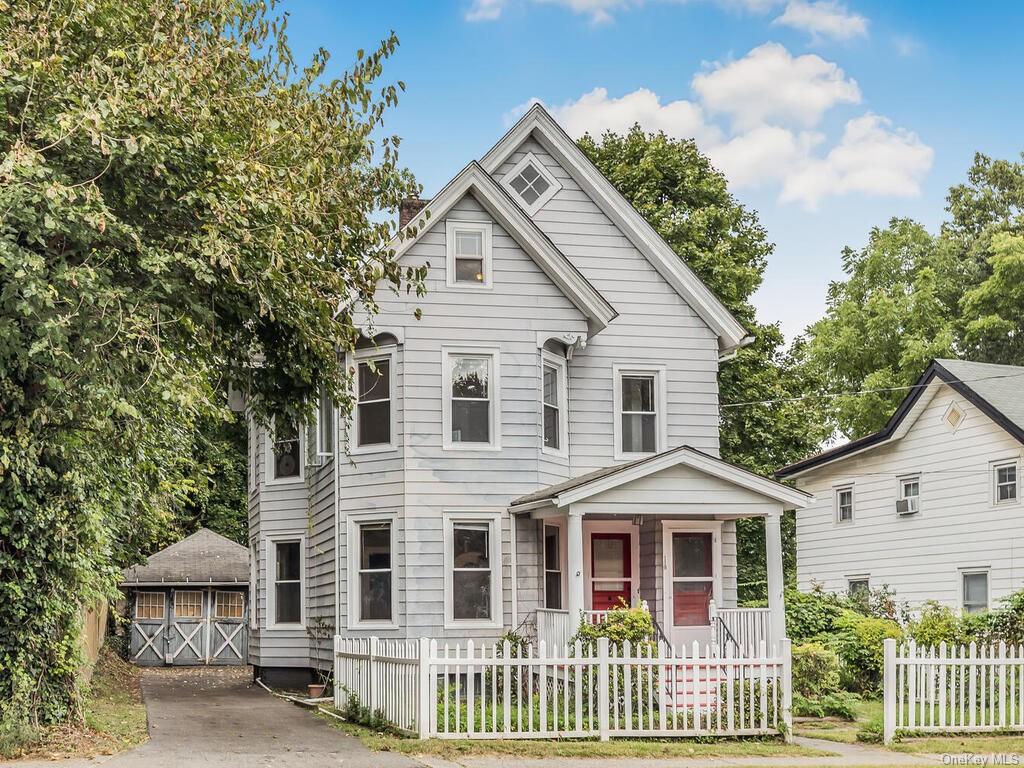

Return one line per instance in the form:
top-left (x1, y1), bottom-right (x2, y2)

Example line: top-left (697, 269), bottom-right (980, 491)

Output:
top-left (245, 104), bottom-right (811, 685)
top-left (778, 359), bottom-right (1024, 616)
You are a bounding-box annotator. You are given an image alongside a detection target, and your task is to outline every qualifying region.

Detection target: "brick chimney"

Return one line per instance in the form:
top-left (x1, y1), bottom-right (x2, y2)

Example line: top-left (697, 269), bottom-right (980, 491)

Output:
top-left (399, 196), bottom-right (429, 228)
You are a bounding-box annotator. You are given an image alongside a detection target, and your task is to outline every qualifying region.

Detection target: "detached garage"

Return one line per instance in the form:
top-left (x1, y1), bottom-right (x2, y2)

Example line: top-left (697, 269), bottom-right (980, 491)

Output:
top-left (121, 528), bottom-right (249, 666)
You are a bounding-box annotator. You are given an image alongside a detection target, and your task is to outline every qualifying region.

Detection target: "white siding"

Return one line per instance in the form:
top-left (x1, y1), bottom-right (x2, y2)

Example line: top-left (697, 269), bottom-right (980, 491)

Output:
top-left (794, 383), bottom-right (1024, 611)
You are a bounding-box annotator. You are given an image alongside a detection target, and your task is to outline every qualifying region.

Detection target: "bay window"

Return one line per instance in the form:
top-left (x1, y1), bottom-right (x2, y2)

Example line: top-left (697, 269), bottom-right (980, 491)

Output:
top-left (445, 513), bottom-right (501, 627)
top-left (354, 355), bottom-right (393, 449)
top-left (270, 538), bottom-right (304, 627)
top-left (354, 520), bottom-right (394, 625)
top-left (443, 349), bottom-right (500, 450)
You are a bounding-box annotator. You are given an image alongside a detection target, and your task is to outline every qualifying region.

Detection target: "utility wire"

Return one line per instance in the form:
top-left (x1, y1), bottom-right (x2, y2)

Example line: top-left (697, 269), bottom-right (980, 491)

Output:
top-left (720, 369), bottom-right (1024, 410)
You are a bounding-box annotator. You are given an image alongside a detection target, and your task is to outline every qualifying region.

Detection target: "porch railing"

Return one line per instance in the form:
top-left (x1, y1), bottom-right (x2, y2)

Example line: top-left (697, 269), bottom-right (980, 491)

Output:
top-left (710, 602), bottom-right (772, 658)
top-left (535, 609), bottom-right (612, 648)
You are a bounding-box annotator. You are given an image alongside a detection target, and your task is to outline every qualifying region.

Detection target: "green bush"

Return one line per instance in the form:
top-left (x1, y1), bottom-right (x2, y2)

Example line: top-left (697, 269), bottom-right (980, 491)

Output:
top-left (572, 604), bottom-right (654, 648)
top-left (791, 642), bottom-right (841, 699)
top-left (831, 610), bottom-right (903, 693)
top-left (907, 601), bottom-right (958, 647)
top-left (784, 587), bottom-right (847, 642)
top-left (856, 713), bottom-right (884, 743)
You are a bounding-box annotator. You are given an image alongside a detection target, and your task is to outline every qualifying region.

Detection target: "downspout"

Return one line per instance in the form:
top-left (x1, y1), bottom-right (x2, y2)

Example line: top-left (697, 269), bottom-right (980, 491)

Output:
top-left (333, 404), bottom-right (341, 639)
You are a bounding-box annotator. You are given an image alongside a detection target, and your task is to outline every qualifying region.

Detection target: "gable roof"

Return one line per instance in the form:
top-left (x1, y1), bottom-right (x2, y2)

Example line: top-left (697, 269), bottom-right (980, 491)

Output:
top-left (393, 161), bottom-right (617, 333)
top-left (776, 359), bottom-right (1024, 480)
top-left (511, 444), bottom-right (811, 510)
top-left (121, 528), bottom-right (249, 586)
top-left (480, 104), bottom-right (752, 356)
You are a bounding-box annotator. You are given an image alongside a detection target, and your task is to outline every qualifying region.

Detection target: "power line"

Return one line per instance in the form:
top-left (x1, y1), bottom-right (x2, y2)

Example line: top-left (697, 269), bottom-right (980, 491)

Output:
top-left (720, 369), bottom-right (1024, 410)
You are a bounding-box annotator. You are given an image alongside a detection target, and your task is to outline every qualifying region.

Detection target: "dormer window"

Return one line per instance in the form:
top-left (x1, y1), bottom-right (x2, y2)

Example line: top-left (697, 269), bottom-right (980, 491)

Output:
top-left (502, 152), bottom-right (561, 215)
top-left (446, 221), bottom-right (492, 288)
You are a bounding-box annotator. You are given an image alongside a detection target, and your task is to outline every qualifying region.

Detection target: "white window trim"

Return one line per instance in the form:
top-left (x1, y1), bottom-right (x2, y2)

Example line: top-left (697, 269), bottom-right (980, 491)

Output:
top-left (265, 534), bottom-right (306, 631)
top-left (265, 417), bottom-right (305, 486)
top-left (992, 458), bottom-right (1020, 507)
top-left (443, 510), bottom-right (503, 630)
top-left (442, 347), bottom-right (502, 451)
top-left (834, 484), bottom-right (854, 525)
top-left (249, 540), bottom-right (258, 629)
top-left (135, 591), bottom-right (166, 621)
top-left (248, 415), bottom-right (258, 495)
top-left (540, 350), bottom-right (569, 458)
top-left (349, 347), bottom-right (398, 455)
top-left (501, 151), bottom-right (562, 216)
top-left (959, 566), bottom-right (991, 615)
top-left (542, 519), bottom-right (568, 610)
top-left (445, 220), bottom-right (493, 290)
top-left (314, 388), bottom-right (335, 459)
top-left (898, 474), bottom-right (921, 514)
top-left (612, 363), bottom-right (667, 461)
top-left (347, 513), bottom-right (399, 630)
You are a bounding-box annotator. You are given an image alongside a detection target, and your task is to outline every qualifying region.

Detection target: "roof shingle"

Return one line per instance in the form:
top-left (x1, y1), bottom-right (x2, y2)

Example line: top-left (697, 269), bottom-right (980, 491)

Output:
top-left (121, 528), bottom-right (248, 586)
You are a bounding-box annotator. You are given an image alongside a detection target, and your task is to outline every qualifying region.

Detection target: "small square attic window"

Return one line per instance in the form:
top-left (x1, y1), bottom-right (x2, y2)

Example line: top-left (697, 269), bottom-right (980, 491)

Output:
top-left (502, 152), bottom-right (560, 215)
top-left (943, 402), bottom-right (965, 432)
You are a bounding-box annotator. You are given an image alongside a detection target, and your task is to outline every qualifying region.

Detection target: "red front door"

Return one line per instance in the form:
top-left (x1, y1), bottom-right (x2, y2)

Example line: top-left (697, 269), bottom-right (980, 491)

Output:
top-left (590, 533), bottom-right (632, 611)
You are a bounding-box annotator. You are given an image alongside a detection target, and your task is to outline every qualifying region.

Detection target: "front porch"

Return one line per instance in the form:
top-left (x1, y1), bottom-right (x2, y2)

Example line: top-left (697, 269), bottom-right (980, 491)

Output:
top-left (511, 446), bottom-right (811, 657)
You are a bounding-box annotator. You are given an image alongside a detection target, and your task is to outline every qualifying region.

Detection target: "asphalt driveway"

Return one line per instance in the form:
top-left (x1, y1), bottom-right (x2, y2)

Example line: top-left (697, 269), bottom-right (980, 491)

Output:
top-left (14, 666), bottom-right (420, 768)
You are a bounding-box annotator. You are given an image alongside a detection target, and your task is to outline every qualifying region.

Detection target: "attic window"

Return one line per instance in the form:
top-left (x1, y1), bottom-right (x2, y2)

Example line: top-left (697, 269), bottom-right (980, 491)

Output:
top-left (502, 152), bottom-right (560, 215)
top-left (943, 403), bottom-right (965, 432)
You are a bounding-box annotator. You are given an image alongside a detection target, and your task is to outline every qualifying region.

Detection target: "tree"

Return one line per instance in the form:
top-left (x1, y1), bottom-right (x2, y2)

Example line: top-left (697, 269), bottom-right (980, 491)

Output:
top-left (0, 0), bottom-right (421, 737)
top-left (578, 127), bottom-right (831, 597)
top-left (802, 153), bottom-right (1024, 439)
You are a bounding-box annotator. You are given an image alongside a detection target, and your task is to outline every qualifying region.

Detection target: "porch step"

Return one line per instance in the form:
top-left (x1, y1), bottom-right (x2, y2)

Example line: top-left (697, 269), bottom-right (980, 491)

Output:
top-left (663, 664), bottom-right (723, 708)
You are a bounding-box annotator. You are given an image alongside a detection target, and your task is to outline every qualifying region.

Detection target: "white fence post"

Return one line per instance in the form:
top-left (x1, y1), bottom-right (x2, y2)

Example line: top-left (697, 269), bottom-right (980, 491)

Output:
top-left (780, 637), bottom-right (792, 743)
top-left (883, 638), bottom-right (896, 745)
top-left (333, 635), bottom-right (342, 709)
top-left (368, 636), bottom-right (378, 716)
top-left (597, 637), bottom-right (610, 741)
top-left (418, 636), bottom-right (431, 740)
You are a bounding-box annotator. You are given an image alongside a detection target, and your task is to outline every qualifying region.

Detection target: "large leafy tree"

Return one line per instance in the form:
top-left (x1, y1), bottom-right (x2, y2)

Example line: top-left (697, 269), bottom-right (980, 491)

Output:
top-left (0, 0), bottom-right (421, 735)
top-left (802, 153), bottom-right (1024, 438)
top-left (578, 128), bottom-right (831, 596)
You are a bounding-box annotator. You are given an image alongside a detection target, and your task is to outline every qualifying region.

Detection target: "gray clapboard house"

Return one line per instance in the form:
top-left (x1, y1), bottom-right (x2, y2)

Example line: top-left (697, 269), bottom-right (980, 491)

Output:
top-left (246, 104), bottom-right (811, 683)
top-left (778, 359), bottom-right (1024, 615)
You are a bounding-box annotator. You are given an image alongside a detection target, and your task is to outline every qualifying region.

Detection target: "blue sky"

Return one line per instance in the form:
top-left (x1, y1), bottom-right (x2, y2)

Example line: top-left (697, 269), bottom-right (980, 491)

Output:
top-left (282, 0), bottom-right (1024, 340)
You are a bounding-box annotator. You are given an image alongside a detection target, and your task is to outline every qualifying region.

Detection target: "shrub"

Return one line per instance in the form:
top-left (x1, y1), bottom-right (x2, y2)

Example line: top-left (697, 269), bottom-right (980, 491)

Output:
top-left (572, 604), bottom-right (654, 648)
top-left (848, 584), bottom-right (910, 624)
top-left (792, 642), bottom-right (841, 699)
top-left (831, 610), bottom-right (903, 693)
top-left (907, 601), bottom-right (958, 647)
top-left (856, 713), bottom-right (884, 743)
top-left (785, 587), bottom-right (846, 642)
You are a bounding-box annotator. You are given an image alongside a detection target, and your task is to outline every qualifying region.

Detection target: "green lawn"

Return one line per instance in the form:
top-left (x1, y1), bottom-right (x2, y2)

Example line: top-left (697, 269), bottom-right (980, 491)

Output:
top-left (317, 709), bottom-right (835, 759)
top-left (794, 697), bottom-right (882, 744)
top-left (0, 647), bottom-right (149, 761)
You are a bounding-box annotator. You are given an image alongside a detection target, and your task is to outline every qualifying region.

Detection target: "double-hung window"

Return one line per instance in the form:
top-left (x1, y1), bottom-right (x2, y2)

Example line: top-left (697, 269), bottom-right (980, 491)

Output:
top-left (614, 365), bottom-right (666, 458)
top-left (541, 352), bottom-right (567, 454)
top-left (994, 460), bottom-right (1018, 505)
top-left (835, 486), bottom-right (854, 524)
top-left (899, 476), bottom-right (920, 514)
top-left (268, 417), bottom-right (303, 483)
top-left (444, 350), bottom-right (500, 449)
top-left (315, 387), bottom-right (334, 458)
top-left (271, 539), bottom-right (303, 627)
top-left (445, 514), bottom-right (501, 627)
top-left (446, 221), bottom-right (492, 288)
top-left (848, 578), bottom-right (870, 599)
top-left (354, 355), bottom-right (393, 449)
top-left (544, 524), bottom-right (563, 609)
top-left (355, 521), bottom-right (394, 625)
top-left (962, 570), bottom-right (989, 614)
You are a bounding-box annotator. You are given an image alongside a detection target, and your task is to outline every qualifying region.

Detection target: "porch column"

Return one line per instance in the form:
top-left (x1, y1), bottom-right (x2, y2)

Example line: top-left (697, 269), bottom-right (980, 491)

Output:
top-left (765, 510), bottom-right (787, 650)
top-left (566, 509), bottom-right (585, 635)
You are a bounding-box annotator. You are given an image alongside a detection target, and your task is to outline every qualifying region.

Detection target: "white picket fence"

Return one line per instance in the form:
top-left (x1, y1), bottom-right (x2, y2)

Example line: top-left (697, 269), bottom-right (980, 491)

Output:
top-left (335, 635), bottom-right (792, 740)
top-left (884, 639), bottom-right (1024, 744)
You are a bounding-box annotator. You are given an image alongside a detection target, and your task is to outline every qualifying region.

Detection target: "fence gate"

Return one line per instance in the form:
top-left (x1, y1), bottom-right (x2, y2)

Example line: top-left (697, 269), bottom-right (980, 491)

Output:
top-left (129, 588), bottom-right (248, 666)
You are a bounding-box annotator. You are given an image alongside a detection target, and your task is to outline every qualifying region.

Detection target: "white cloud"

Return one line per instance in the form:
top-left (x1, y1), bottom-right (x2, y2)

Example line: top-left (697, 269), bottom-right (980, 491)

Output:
top-left (466, 0), bottom-right (507, 20)
top-left (529, 87), bottom-right (724, 145)
top-left (692, 42), bottom-right (861, 130)
top-left (780, 114), bottom-right (934, 209)
top-left (508, 44), bottom-right (932, 210)
top-left (773, 0), bottom-right (868, 41)
top-left (893, 34), bottom-right (922, 57)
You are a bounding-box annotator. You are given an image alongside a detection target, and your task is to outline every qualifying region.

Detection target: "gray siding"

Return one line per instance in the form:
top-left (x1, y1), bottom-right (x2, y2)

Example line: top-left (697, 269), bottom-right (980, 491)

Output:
top-left (795, 383), bottom-right (1024, 611)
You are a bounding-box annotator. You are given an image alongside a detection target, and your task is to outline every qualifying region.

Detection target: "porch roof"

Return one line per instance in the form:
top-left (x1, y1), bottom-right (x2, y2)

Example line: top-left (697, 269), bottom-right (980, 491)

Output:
top-left (510, 445), bottom-right (812, 512)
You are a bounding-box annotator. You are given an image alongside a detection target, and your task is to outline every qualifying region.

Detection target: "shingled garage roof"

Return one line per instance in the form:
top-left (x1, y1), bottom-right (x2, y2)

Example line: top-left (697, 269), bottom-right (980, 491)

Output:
top-left (121, 528), bottom-right (249, 586)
